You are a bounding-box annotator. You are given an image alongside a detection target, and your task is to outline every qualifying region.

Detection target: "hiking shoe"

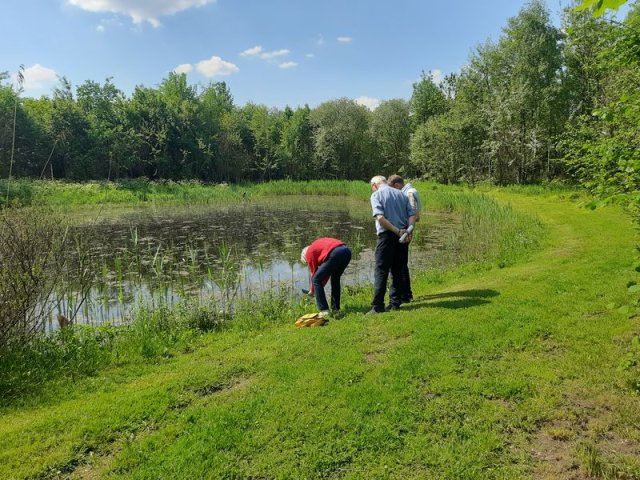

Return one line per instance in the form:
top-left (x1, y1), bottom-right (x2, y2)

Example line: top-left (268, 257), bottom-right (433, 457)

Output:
top-left (385, 304), bottom-right (401, 312)
top-left (318, 310), bottom-right (330, 318)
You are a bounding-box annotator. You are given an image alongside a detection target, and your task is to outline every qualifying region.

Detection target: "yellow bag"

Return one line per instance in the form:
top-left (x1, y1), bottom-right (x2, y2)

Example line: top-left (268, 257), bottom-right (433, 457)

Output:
top-left (294, 312), bottom-right (328, 328)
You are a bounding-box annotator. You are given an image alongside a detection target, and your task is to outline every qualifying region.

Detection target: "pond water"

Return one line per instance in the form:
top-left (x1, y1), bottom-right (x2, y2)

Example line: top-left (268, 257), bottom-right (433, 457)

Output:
top-left (50, 196), bottom-right (460, 329)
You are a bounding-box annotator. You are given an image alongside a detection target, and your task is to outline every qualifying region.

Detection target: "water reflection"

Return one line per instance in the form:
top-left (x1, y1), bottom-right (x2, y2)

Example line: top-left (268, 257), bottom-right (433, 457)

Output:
top-left (50, 196), bottom-right (459, 329)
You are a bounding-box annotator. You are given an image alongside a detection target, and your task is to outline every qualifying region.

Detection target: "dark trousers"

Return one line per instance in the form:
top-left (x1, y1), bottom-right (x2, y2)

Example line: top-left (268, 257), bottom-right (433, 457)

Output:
top-left (312, 245), bottom-right (352, 311)
top-left (391, 251), bottom-right (412, 301)
top-left (372, 231), bottom-right (409, 311)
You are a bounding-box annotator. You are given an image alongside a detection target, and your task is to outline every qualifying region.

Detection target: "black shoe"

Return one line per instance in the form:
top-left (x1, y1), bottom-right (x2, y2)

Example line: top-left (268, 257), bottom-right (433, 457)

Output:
top-left (385, 304), bottom-right (401, 311)
top-left (400, 296), bottom-right (413, 304)
top-left (367, 308), bottom-right (385, 315)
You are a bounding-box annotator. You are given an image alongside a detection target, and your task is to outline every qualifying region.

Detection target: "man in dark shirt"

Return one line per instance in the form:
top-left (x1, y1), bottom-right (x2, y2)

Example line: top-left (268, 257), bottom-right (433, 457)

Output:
top-left (368, 175), bottom-right (416, 314)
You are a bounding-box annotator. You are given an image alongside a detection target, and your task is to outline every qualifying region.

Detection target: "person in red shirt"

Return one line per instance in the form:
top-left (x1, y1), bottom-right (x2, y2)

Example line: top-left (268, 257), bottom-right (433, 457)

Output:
top-left (301, 237), bottom-right (352, 315)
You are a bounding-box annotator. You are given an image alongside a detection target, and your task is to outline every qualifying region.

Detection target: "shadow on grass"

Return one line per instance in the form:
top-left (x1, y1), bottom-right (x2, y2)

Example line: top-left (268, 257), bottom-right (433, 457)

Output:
top-left (402, 289), bottom-right (500, 311)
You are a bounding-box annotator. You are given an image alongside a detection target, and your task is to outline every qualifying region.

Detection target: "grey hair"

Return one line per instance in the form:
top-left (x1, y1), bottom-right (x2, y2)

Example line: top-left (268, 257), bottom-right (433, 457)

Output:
top-left (369, 175), bottom-right (387, 186)
top-left (301, 246), bottom-right (309, 263)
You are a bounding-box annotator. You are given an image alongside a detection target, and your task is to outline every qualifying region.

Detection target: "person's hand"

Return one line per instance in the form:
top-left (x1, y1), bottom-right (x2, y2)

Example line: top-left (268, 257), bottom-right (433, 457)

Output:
top-left (399, 232), bottom-right (413, 244)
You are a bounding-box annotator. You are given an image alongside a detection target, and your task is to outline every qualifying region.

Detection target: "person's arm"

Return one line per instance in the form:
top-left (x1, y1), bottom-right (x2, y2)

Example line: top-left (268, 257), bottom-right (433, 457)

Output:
top-left (307, 249), bottom-right (319, 295)
top-left (402, 194), bottom-right (417, 243)
top-left (407, 192), bottom-right (420, 222)
top-left (375, 214), bottom-right (404, 237)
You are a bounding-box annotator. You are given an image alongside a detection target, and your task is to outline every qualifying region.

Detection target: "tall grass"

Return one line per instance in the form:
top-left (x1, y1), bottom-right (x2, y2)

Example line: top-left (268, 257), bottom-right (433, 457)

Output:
top-left (0, 288), bottom-right (306, 405)
top-left (0, 179), bottom-right (373, 207)
top-left (422, 186), bottom-right (545, 267)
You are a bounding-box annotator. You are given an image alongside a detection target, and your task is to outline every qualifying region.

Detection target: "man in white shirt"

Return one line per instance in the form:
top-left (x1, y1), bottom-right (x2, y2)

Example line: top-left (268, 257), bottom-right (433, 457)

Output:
top-left (388, 174), bottom-right (422, 303)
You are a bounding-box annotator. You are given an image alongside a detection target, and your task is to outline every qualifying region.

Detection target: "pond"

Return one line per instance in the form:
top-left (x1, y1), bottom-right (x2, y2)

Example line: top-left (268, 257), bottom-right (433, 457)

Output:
top-left (50, 196), bottom-right (460, 329)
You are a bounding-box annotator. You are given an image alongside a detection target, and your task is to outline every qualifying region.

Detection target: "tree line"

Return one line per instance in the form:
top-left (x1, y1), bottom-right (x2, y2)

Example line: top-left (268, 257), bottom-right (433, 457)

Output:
top-left (0, 1), bottom-right (638, 207)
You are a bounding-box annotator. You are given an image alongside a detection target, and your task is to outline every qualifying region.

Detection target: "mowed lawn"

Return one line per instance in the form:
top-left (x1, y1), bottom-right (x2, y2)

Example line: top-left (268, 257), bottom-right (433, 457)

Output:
top-left (1, 189), bottom-right (639, 479)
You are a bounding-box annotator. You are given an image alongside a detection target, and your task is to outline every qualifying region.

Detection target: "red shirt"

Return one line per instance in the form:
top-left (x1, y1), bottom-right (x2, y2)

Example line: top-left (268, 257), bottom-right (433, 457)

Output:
top-left (306, 237), bottom-right (345, 294)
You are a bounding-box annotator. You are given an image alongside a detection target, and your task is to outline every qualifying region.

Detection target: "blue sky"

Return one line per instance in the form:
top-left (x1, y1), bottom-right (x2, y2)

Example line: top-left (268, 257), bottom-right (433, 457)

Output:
top-left (0, 0), bottom-right (604, 109)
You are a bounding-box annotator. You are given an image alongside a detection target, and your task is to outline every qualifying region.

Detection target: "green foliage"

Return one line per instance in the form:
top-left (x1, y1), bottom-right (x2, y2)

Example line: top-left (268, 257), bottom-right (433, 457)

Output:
top-left (576, 0), bottom-right (629, 17)
top-left (309, 98), bottom-right (376, 179)
top-left (0, 208), bottom-right (69, 346)
top-left (409, 71), bottom-right (449, 127)
top-left (409, 1), bottom-right (567, 185)
top-left (369, 99), bottom-right (411, 173)
top-left (562, 2), bottom-right (640, 220)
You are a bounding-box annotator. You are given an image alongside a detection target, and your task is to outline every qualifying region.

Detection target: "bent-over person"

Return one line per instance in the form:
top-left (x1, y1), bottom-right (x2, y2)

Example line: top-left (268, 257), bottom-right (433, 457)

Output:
top-left (301, 237), bottom-right (352, 316)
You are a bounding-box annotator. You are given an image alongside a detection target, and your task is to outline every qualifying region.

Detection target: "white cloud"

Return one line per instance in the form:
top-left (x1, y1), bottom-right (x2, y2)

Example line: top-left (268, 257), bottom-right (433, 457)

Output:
top-left (260, 49), bottom-right (290, 60)
top-left (19, 64), bottom-right (58, 91)
top-left (279, 61), bottom-right (297, 69)
top-left (355, 96), bottom-right (380, 111)
top-left (316, 34), bottom-right (325, 46)
top-left (241, 45), bottom-right (263, 57)
top-left (196, 56), bottom-right (239, 77)
top-left (96, 24), bottom-right (105, 32)
top-left (241, 46), bottom-right (291, 63)
top-left (337, 36), bottom-right (352, 43)
top-left (173, 63), bottom-right (193, 74)
top-left (67, 0), bottom-right (215, 27)
top-left (305, 53), bottom-right (314, 58)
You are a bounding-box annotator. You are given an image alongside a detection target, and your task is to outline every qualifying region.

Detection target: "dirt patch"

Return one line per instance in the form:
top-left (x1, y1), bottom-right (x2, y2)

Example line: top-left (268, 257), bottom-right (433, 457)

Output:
top-left (530, 420), bottom-right (582, 480)
top-left (529, 389), bottom-right (640, 479)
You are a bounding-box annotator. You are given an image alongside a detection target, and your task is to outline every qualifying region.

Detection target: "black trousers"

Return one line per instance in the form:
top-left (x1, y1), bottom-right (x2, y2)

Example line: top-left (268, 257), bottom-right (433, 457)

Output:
top-left (371, 231), bottom-right (409, 311)
top-left (391, 249), bottom-right (413, 301)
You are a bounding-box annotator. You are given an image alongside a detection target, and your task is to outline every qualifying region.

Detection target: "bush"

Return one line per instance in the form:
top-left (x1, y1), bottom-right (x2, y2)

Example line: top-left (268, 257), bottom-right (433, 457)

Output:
top-left (0, 208), bottom-right (68, 347)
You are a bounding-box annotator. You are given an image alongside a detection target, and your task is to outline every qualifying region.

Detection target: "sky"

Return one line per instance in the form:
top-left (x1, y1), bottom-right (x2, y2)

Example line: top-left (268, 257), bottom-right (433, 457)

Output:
top-left (0, 0), bottom-right (621, 110)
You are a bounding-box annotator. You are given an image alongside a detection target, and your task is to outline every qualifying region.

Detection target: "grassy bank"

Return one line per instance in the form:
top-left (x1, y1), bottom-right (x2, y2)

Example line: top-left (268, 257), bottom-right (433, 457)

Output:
top-left (0, 179), bottom-right (373, 207)
top-left (1, 185), bottom-right (639, 478)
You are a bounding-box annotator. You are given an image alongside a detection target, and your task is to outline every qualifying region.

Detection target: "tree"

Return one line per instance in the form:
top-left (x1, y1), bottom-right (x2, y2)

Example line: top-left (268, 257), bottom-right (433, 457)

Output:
top-left (409, 72), bottom-right (448, 128)
top-left (369, 99), bottom-right (411, 174)
top-left (562, 2), bottom-right (640, 218)
top-left (48, 77), bottom-right (91, 179)
top-left (157, 72), bottom-right (199, 178)
top-left (197, 81), bottom-right (234, 180)
top-left (310, 99), bottom-right (373, 179)
top-left (76, 78), bottom-right (126, 178)
top-left (279, 105), bottom-right (315, 180)
top-left (6, 65), bottom-right (24, 202)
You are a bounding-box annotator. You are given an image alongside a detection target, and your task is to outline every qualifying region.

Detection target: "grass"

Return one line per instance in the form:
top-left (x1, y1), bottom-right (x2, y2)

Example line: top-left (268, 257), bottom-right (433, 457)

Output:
top-left (0, 184), bottom-right (639, 479)
top-left (0, 178), bottom-right (373, 207)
